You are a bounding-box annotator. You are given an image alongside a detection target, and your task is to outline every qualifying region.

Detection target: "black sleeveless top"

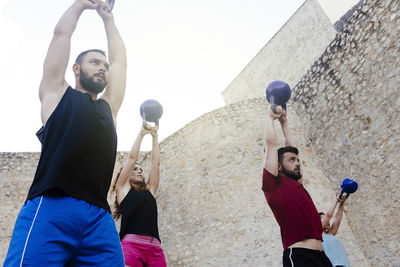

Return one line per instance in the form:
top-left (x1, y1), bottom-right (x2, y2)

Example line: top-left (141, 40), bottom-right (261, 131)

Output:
top-left (27, 87), bottom-right (117, 212)
top-left (119, 188), bottom-right (160, 242)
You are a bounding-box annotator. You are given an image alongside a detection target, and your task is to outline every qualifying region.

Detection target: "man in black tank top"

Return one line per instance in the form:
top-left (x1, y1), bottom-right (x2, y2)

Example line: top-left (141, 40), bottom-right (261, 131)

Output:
top-left (4, 1), bottom-right (127, 266)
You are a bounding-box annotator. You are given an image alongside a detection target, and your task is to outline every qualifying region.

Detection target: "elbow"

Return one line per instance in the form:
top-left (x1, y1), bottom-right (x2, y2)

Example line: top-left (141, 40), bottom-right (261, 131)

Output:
top-left (53, 25), bottom-right (73, 37)
top-left (128, 155), bottom-right (138, 162)
top-left (151, 159), bottom-right (160, 167)
top-left (265, 138), bottom-right (277, 147)
top-left (53, 27), bottom-right (63, 36)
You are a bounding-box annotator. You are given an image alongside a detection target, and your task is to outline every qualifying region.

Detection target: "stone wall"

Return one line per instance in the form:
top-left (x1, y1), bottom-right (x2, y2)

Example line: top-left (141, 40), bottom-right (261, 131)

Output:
top-left (290, 0), bottom-right (400, 266)
top-left (0, 100), bottom-right (369, 266)
top-left (221, 0), bottom-right (336, 105)
top-left (0, 152), bottom-right (41, 262)
top-left (1, 0), bottom-right (399, 266)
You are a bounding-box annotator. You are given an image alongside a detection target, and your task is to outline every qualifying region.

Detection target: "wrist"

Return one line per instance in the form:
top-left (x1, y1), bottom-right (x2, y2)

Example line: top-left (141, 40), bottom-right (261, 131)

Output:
top-left (280, 120), bottom-right (288, 127)
top-left (102, 16), bottom-right (115, 25)
top-left (73, 1), bottom-right (89, 12)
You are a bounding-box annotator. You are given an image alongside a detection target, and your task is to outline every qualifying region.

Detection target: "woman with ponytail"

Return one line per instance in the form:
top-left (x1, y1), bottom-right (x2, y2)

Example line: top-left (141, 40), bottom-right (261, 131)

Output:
top-left (112, 125), bottom-right (166, 267)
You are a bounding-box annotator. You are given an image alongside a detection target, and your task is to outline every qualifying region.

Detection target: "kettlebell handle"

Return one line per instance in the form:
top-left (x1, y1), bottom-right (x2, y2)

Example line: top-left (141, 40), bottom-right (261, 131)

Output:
top-left (338, 191), bottom-right (349, 199)
top-left (270, 96), bottom-right (277, 114)
top-left (109, 0), bottom-right (115, 10)
top-left (143, 119), bottom-right (159, 130)
top-left (270, 96), bottom-right (287, 114)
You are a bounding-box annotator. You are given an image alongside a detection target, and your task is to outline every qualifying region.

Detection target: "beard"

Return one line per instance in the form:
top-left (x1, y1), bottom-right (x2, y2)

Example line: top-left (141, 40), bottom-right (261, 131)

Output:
top-left (281, 166), bottom-right (302, 181)
top-left (79, 69), bottom-right (107, 94)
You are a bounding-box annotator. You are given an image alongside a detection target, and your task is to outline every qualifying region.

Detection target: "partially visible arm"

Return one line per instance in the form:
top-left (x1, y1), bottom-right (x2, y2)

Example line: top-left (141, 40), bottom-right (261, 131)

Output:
top-left (264, 108), bottom-right (281, 176)
top-left (98, 1), bottom-right (127, 124)
top-left (329, 197), bottom-right (347, 235)
top-left (147, 128), bottom-right (160, 196)
top-left (40, 0), bottom-right (99, 125)
top-left (321, 198), bottom-right (339, 229)
top-left (116, 127), bottom-right (148, 204)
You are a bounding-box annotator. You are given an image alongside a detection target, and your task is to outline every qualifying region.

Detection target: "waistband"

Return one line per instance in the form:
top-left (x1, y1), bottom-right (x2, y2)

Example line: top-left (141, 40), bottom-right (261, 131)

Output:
top-left (283, 247), bottom-right (325, 256)
top-left (122, 234), bottom-right (161, 247)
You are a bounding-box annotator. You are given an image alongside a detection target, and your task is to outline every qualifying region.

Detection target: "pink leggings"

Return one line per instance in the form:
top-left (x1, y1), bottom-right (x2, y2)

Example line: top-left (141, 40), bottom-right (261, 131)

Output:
top-left (121, 234), bottom-right (166, 267)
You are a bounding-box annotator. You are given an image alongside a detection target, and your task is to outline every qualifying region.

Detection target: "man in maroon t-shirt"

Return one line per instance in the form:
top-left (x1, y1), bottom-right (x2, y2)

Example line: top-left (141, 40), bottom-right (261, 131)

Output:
top-left (263, 105), bottom-right (332, 267)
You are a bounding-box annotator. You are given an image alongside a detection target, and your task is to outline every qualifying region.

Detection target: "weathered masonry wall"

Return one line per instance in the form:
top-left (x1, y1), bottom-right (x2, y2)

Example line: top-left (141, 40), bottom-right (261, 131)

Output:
top-left (221, 0), bottom-right (336, 105)
top-left (1, 100), bottom-right (368, 265)
top-left (1, 0), bottom-right (399, 265)
top-left (291, 0), bottom-right (400, 266)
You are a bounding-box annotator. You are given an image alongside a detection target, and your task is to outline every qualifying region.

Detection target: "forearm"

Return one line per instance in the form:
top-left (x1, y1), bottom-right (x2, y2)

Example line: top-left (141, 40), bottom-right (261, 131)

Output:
top-left (264, 114), bottom-right (279, 174)
top-left (326, 199), bottom-right (338, 219)
top-left (335, 203), bottom-right (344, 221)
top-left (151, 135), bottom-right (160, 167)
top-left (99, 16), bottom-right (127, 117)
top-left (265, 115), bottom-right (278, 146)
top-left (54, 2), bottom-right (86, 37)
top-left (281, 121), bottom-right (296, 147)
top-left (116, 130), bottom-right (145, 190)
top-left (128, 130), bottom-right (145, 161)
top-left (147, 134), bottom-right (160, 194)
top-left (330, 203), bottom-right (344, 235)
top-left (321, 199), bottom-right (338, 228)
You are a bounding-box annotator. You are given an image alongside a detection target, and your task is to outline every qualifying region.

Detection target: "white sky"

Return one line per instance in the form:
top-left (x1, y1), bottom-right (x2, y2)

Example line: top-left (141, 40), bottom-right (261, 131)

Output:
top-left (0, 0), bottom-right (358, 152)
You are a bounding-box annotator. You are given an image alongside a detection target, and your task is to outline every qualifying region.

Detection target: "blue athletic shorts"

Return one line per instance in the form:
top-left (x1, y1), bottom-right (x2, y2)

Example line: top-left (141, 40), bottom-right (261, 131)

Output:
top-left (4, 195), bottom-right (124, 267)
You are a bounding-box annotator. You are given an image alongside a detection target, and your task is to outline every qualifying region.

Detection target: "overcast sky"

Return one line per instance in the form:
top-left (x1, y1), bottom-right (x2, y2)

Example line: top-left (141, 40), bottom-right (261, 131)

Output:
top-left (0, 0), bottom-right (359, 152)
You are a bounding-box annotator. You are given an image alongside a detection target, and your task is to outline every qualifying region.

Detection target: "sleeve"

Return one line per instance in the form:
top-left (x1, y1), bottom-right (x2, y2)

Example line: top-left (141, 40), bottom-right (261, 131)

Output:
top-left (36, 126), bottom-right (44, 144)
top-left (262, 168), bottom-right (278, 193)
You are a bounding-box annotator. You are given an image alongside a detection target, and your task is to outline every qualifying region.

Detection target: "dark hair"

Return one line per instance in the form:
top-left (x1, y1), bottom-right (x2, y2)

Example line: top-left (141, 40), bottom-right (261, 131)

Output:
top-left (111, 164), bottom-right (148, 220)
top-left (277, 146), bottom-right (299, 164)
top-left (75, 49), bottom-right (106, 65)
top-left (319, 212), bottom-right (325, 216)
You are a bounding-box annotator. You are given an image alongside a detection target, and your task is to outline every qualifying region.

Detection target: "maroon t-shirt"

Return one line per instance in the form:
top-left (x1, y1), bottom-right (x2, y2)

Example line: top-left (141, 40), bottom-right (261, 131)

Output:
top-left (262, 168), bottom-right (322, 250)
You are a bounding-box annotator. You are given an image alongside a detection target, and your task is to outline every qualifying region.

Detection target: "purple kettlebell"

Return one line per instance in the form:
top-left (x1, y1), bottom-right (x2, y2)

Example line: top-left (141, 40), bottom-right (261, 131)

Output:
top-left (140, 99), bottom-right (163, 129)
top-left (265, 80), bottom-right (291, 113)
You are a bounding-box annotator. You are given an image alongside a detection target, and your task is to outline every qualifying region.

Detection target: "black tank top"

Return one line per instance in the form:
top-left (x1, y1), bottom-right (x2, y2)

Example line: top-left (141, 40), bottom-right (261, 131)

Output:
top-left (119, 188), bottom-right (160, 242)
top-left (27, 87), bottom-right (117, 211)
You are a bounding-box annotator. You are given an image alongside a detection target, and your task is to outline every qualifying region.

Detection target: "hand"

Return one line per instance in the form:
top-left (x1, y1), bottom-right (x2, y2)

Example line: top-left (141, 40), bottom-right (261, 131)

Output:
top-left (278, 108), bottom-right (287, 125)
top-left (75, 0), bottom-right (100, 10)
top-left (268, 106), bottom-right (283, 120)
top-left (338, 195), bottom-right (348, 203)
top-left (150, 126), bottom-right (159, 138)
top-left (140, 125), bottom-right (152, 136)
top-left (96, 0), bottom-right (114, 21)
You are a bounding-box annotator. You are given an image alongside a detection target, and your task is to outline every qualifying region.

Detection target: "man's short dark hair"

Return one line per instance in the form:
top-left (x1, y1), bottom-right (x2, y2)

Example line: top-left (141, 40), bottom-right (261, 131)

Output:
top-left (75, 49), bottom-right (106, 65)
top-left (318, 212), bottom-right (325, 216)
top-left (277, 146), bottom-right (299, 164)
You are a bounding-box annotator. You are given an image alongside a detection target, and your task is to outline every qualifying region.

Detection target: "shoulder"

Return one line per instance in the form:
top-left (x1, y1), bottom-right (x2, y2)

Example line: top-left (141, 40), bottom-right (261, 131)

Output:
top-left (263, 168), bottom-right (277, 178)
top-left (97, 97), bottom-right (112, 109)
top-left (40, 85), bottom-right (72, 125)
top-left (97, 97), bottom-right (116, 125)
top-left (146, 189), bottom-right (156, 198)
top-left (262, 168), bottom-right (281, 192)
top-left (118, 186), bottom-right (132, 206)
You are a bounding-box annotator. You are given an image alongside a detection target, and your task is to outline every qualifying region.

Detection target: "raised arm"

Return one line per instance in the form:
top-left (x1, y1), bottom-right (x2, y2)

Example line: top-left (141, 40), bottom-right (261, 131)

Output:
top-left (329, 196), bottom-right (347, 235)
top-left (115, 127), bottom-right (148, 204)
top-left (278, 109), bottom-right (296, 147)
top-left (264, 108), bottom-right (281, 175)
top-left (321, 198), bottom-right (339, 230)
top-left (97, 0), bottom-right (127, 123)
top-left (147, 128), bottom-right (160, 196)
top-left (39, 0), bottom-right (99, 125)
